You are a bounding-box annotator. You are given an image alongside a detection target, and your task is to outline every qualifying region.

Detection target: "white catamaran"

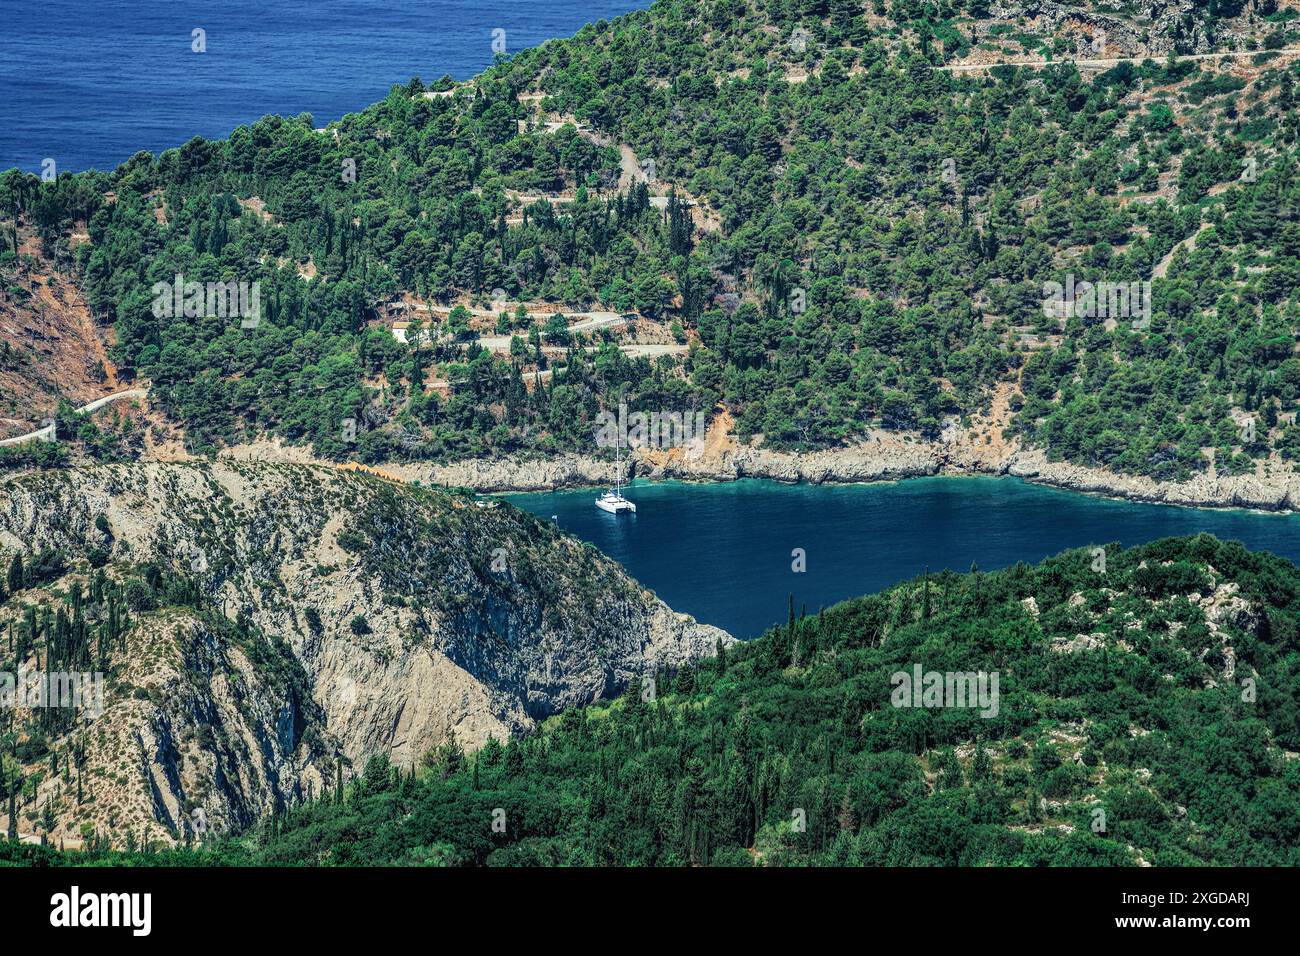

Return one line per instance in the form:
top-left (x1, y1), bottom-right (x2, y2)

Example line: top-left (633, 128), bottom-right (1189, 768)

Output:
top-left (596, 428), bottom-right (636, 514)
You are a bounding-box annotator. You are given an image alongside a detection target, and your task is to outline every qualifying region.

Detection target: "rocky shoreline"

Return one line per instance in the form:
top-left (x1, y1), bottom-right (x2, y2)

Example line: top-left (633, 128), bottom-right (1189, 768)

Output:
top-left (384, 438), bottom-right (1300, 515)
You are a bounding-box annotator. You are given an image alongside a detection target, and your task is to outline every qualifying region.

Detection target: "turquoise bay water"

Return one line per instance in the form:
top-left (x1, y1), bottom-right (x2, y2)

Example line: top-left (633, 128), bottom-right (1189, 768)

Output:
top-left (507, 476), bottom-right (1300, 638)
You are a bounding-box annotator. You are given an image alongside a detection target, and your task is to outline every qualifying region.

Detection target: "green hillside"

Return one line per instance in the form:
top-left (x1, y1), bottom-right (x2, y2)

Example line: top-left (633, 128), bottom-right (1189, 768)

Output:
top-left (2, 1), bottom-right (1299, 479)
top-left (9, 533), bottom-right (1299, 866)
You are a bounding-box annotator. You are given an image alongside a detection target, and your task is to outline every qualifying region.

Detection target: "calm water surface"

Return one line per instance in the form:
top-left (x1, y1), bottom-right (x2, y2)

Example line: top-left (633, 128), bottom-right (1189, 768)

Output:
top-left (0, 0), bottom-right (647, 173)
top-left (507, 476), bottom-right (1300, 637)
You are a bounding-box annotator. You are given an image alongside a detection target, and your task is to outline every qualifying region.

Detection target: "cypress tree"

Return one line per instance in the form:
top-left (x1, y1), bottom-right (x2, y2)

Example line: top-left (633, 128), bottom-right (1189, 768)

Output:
top-left (7, 553), bottom-right (23, 594)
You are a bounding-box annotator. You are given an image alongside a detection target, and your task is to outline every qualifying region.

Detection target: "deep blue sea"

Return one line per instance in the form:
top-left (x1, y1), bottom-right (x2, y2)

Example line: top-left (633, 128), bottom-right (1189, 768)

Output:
top-left (0, 0), bottom-right (647, 174)
top-left (508, 477), bottom-right (1300, 638)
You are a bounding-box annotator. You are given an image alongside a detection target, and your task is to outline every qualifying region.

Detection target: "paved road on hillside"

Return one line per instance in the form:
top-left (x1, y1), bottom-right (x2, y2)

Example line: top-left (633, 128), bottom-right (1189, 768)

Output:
top-left (0, 388), bottom-right (148, 447)
top-left (935, 46), bottom-right (1300, 74)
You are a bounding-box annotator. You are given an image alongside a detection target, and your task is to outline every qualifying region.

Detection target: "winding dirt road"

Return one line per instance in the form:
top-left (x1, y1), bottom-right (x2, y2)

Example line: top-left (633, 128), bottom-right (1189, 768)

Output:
top-left (0, 388), bottom-right (148, 447)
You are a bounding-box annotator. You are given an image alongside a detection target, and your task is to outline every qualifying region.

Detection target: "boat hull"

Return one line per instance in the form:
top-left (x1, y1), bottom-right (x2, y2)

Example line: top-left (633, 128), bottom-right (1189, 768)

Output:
top-left (596, 496), bottom-right (636, 514)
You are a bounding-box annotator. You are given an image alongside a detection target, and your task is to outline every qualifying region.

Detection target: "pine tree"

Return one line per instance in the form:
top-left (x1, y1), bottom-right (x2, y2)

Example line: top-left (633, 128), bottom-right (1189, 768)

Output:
top-left (7, 553), bottom-right (23, 594)
top-left (922, 566), bottom-right (932, 621)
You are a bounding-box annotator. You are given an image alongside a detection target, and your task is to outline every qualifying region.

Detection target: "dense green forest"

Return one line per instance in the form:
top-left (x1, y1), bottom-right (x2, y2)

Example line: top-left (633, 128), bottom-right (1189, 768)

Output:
top-left (6, 533), bottom-right (1298, 866)
top-left (2, 0), bottom-right (1300, 478)
top-left (3, 0), bottom-right (1300, 476)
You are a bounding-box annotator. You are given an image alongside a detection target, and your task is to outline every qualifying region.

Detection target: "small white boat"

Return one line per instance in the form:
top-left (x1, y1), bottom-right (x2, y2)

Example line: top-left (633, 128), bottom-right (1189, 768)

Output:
top-left (596, 489), bottom-right (636, 514)
top-left (596, 425), bottom-right (636, 515)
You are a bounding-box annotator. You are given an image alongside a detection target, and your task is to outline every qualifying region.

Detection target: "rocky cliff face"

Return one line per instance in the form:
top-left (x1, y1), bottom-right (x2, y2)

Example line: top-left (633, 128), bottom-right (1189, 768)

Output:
top-left (989, 1), bottom-right (1219, 57)
top-left (36, 608), bottom-right (332, 848)
top-left (0, 461), bottom-right (729, 845)
top-left (391, 432), bottom-right (1300, 514)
